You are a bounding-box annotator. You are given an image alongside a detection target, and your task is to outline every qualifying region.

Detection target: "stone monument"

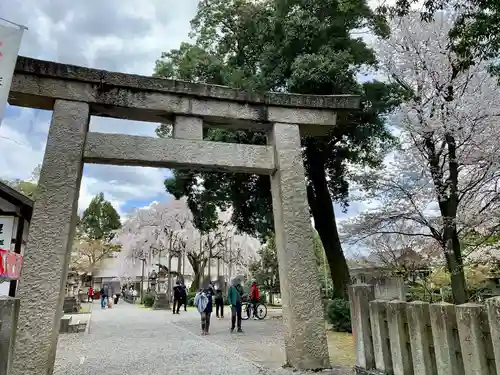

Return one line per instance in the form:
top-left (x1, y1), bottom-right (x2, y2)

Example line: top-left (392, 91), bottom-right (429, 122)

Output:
top-left (62, 270), bottom-right (80, 314)
top-left (8, 56), bottom-right (359, 374)
top-left (153, 269), bottom-right (169, 310)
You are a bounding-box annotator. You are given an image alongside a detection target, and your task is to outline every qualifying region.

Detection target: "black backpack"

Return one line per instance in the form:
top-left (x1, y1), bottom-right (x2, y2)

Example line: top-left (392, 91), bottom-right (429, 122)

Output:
top-left (235, 284), bottom-right (244, 296)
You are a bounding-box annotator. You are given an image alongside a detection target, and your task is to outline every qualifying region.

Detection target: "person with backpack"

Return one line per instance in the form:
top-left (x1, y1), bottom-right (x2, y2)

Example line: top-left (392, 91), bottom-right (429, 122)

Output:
top-left (172, 281), bottom-right (183, 314)
top-left (100, 286), bottom-right (107, 309)
top-left (214, 285), bottom-right (224, 319)
top-left (227, 278), bottom-right (243, 333)
top-left (181, 282), bottom-right (188, 311)
top-left (249, 279), bottom-right (260, 320)
top-left (194, 287), bottom-right (213, 335)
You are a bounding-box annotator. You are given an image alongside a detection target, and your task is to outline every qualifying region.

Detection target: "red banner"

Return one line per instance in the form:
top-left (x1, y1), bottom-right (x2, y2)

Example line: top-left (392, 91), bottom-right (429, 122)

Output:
top-left (0, 248), bottom-right (23, 280)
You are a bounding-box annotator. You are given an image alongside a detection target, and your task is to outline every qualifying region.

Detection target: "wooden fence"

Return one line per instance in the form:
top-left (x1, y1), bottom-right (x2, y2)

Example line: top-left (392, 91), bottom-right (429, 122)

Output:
top-left (349, 284), bottom-right (500, 375)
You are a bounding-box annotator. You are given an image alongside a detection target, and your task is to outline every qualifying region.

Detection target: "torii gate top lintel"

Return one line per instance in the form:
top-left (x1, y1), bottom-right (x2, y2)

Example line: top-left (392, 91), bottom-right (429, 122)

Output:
top-left (9, 56), bottom-right (360, 129)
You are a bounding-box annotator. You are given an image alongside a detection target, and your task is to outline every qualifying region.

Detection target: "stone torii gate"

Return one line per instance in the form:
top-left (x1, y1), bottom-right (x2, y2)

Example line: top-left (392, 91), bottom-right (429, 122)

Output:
top-left (7, 56), bottom-right (359, 374)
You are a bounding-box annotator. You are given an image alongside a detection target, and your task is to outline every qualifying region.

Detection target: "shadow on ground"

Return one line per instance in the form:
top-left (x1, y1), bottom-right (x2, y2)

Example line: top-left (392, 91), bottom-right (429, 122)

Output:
top-left (173, 310), bottom-right (356, 369)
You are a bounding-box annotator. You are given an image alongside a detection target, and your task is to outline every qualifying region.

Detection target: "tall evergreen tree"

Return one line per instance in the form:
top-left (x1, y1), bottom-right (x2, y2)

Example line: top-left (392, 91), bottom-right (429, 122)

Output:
top-left (80, 193), bottom-right (121, 241)
top-left (155, 0), bottom-right (408, 298)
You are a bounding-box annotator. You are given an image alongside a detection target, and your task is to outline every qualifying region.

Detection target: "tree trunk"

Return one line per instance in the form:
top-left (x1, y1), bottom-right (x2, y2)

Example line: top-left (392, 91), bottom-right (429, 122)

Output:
top-left (425, 132), bottom-right (467, 303)
top-left (306, 148), bottom-right (350, 300)
top-left (313, 206), bottom-right (350, 300)
top-left (177, 253), bottom-right (182, 282)
top-left (188, 254), bottom-right (207, 292)
top-left (443, 223), bottom-right (467, 304)
top-left (167, 254), bottom-right (173, 305)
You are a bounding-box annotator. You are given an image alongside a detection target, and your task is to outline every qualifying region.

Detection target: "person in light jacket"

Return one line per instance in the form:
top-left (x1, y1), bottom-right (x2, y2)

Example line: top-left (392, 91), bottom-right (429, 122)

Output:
top-left (194, 288), bottom-right (213, 335)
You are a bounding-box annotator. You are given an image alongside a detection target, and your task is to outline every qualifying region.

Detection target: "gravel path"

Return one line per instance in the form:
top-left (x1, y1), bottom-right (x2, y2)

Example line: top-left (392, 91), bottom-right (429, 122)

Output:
top-left (54, 302), bottom-right (351, 375)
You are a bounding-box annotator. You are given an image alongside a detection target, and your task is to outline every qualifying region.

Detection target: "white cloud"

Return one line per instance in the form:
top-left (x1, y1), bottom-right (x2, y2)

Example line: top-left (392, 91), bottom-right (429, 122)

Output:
top-left (0, 0), bottom-right (197, 211)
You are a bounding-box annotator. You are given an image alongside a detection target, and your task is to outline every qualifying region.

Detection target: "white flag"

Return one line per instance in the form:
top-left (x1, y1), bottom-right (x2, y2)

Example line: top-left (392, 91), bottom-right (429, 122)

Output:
top-left (0, 24), bottom-right (24, 126)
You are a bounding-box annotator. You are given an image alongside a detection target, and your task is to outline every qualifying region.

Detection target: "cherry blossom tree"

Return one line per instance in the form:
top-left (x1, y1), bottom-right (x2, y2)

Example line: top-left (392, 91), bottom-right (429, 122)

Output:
top-left (112, 197), bottom-right (261, 291)
top-left (343, 12), bottom-right (500, 303)
top-left (70, 239), bottom-right (120, 276)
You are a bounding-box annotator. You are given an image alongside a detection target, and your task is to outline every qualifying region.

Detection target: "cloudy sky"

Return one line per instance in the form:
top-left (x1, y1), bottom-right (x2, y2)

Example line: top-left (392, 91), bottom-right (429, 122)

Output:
top-left (0, 0), bottom-right (200, 217)
top-left (0, 0), bottom-right (377, 223)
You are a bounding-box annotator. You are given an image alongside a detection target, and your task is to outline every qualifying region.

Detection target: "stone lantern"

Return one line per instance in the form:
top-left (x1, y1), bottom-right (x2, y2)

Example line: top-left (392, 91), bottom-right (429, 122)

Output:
top-left (153, 268), bottom-right (170, 310)
top-left (157, 269), bottom-right (167, 293)
top-left (65, 271), bottom-right (77, 296)
top-left (63, 270), bottom-right (81, 313)
top-left (149, 270), bottom-right (158, 294)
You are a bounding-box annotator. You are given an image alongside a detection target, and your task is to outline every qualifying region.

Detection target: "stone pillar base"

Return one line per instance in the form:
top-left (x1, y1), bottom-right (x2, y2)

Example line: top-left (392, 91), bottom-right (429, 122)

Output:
top-left (153, 293), bottom-right (171, 310)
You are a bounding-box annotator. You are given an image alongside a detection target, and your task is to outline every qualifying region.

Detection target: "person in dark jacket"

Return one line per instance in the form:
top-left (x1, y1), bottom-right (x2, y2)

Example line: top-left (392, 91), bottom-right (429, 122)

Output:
top-left (173, 281), bottom-right (183, 314)
top-left (181, 282), bottom-right (188, 311)
top-left (100, 286), bottom-right (107, 309)
top-left (214, 286), bottom-right (224, 319)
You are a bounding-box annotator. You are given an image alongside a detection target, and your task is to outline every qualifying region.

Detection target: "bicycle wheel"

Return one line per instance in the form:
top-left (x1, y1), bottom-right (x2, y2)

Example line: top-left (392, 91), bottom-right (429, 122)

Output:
top-left (255, 303), bottom-right (267, 320)
top-left (241, 303), bottom-right (251, 320)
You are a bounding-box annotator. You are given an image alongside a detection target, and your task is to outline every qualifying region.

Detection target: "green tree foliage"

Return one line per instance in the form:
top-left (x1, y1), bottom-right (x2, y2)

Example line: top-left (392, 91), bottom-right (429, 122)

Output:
top-left (79, 193), bottom-right (122, 241)
top-left (155, 0), bottom-right (408, 299)
top-left (249, 234), bottom-right (280, 294)
top-left (384, 1), bottom-right (500, 76)
top-left (1, 164), bottom-right (41, 200)
top-left (4, 180), bottom-right (38, 199)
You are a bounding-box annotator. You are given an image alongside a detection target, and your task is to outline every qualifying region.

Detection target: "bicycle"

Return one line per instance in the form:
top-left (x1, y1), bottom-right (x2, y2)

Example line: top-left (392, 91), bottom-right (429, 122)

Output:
top-left (241, 300), bottom-right (268, 320)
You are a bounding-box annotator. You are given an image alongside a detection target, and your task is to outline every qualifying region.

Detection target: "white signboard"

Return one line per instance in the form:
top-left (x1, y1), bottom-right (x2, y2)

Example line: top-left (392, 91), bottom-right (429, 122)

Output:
top-left (0, 215), bottom-right (14, 249)
top-left (0, 24), bottom-right (24, 125)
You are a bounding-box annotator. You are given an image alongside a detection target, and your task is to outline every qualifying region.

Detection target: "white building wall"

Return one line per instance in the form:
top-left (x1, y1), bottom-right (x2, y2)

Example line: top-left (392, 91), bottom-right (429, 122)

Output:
top-left (92, 252), bottom-right (249, 291)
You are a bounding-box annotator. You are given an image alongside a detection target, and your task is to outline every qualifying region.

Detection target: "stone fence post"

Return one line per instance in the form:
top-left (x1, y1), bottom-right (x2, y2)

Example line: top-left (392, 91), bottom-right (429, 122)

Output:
top-left (387, 300), bottom-right (413, 374)
top-left (486, 297), bottom-right (500, 375)
top-left (429, 302), bottom-right (464, 375)
top-left (456, 303), bottom-right (490, 375)
top-left (349, 284), bottom-right (375, 370)
top-left (0, 297), bottom-right (20, 375)
top-left (369, 300), bottom-right (392, 373)
top-left (374, 277), bottom-right (406, 301)
top-left (406, 301), bottom-right (435, 375)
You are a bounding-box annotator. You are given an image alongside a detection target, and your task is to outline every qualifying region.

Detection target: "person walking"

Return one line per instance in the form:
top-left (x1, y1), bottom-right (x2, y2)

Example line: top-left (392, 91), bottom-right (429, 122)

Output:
top-left (214, 286), bottom-right (224, 319)
top-left (173, 281), bottom-right (183, 314)
top-left (100, 286), bottom-right (107, 309)
top-left (87, 286), bottom-right (94, 303)
top-left (194, 288), bottom-right (213, 335)
top-left (227, 278), bottom-right (243, 333)
top-left (249, 279), bottom-right (260, 320)
top-left (181, 282), bottom-right (188, 311)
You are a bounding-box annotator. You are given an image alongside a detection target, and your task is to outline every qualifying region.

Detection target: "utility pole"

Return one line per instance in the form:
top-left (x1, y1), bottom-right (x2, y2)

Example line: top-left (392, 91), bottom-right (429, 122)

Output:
top-left (140, 257), bottom-right (146, 301)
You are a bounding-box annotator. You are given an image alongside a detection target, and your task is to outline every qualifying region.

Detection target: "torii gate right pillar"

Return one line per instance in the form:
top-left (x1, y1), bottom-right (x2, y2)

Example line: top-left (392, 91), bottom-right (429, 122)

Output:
top-left (269, 122), bottom-right (330, 369)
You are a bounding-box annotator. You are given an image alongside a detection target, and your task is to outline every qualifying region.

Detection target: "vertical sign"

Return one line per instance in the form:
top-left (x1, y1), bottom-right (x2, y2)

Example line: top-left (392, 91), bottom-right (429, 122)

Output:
top-left (0, 23), bottom-right (24, 125)
top-left (0, 215), bottom-right (14, 249)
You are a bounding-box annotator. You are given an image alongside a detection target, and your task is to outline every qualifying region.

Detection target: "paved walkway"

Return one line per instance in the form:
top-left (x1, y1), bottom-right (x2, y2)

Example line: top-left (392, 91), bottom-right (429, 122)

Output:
top-left (54, 302), bottom-right (350, 375)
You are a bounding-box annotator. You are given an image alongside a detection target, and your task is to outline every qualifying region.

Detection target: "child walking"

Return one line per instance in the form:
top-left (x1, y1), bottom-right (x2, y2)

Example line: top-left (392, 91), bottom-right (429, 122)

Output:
top-left (194, 288), bottom-right (213, 335)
